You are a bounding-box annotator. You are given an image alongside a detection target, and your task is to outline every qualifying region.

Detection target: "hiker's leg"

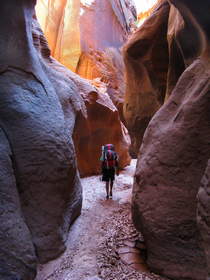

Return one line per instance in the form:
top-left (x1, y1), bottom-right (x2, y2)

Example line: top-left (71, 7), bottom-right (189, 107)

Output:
top-left (106, 181), bottom-right (109, 199)
top-left (110, 180), bottom-right (113, 197)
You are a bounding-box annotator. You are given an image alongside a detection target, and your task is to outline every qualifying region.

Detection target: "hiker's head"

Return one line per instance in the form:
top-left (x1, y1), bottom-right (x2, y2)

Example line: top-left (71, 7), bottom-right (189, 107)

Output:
top-left (104, 144), bottom-right (115, 151)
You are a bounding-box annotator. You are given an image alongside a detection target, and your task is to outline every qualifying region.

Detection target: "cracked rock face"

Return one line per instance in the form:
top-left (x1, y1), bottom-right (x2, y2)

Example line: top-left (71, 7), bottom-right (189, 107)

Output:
top-left (0, 1), bottom-right (86, 279)
top-left (129, 0), bottom-right (210, 279)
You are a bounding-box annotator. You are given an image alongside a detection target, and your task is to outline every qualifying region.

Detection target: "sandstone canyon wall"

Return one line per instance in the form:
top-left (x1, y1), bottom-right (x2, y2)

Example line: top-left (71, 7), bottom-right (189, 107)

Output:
top-left (0, 0), bottom-right (93, 279)
top-left (123, 0), bottom-right (169, 156)
top-left (36, 0), bottom-right (137, 121)
top-left (123, 0), bottom-right (207, 157)
top-left (36, 0), bottom-right (133, 174)
top-left (0, 1), bottom-right (132, 278)
top-left (73, 89), bottom-right (131, 177)
top-left (35, 0), bottom-right (81, 72)
top-left (127, 0), bottom-right (210, 279)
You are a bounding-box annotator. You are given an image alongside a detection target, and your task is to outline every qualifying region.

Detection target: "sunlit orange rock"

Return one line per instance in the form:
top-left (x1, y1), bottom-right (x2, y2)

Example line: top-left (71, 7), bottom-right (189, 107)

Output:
top-left (73, 88), bottom-right (131, 177)
top-left (36, 0), bottom-right (81, 72)
top-left (36, 0), bottom-right (137, 118)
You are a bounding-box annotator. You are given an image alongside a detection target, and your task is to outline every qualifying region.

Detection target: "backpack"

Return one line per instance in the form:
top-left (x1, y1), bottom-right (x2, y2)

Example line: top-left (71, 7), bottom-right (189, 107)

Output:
top-left (101, 144), bottom-right (118, 169)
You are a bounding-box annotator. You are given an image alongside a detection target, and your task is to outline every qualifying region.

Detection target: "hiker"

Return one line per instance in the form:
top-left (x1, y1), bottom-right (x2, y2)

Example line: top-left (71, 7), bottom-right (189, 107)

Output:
top-left (100, 144), bottom-right (119, 199)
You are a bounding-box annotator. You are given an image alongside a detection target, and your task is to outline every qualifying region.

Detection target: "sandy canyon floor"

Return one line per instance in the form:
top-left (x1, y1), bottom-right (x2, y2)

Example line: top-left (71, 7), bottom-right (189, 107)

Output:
top-left (35, 160), bottom-right (166, 280)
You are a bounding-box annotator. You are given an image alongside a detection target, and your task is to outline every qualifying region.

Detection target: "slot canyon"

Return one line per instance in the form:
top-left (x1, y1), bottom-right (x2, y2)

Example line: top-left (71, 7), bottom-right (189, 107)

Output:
top-left (0, 1), bottom-right (209, 280)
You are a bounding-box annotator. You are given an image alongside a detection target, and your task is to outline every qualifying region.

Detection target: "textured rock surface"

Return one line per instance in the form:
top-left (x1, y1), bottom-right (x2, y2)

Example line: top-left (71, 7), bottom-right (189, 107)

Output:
top-left (131, 0), bottom-right (210, 279)
top-left (35, 0), bottom-right (132, 176)
top-left (197, 160), bottom-right (210, 279)
top-left (48, 60), bottom-right (131, 177)
top-left (123, 0), bottom-right (209, 157)
top-left (132, 57), bottom-right (210, 279)
top-left (123, 1), bottom-right (170, 157)
top-left (0, 1), bottom-right (87, 279)
top-left (0, 129), bottom-right (37, 280)
top-left (36, 0), bottom-right (137, 120)
top-left (166, 1), bottom-right (202, 100)
top-left (73, 89), bottom-right (131, 177)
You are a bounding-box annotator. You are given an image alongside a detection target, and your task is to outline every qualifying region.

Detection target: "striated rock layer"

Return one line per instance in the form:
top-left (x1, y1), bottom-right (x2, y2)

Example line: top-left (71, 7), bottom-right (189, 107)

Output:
top-left (128, 0), bottom-right (210, 279)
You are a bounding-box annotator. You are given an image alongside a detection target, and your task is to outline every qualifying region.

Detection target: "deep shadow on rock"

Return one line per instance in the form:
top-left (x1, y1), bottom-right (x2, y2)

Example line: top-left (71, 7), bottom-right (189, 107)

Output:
top-left (123, 1), bottom-right (170, 157)
top-left (132, 57), bottom-right (210, 280)
top-left (123, 0), bottom-right (210, 157)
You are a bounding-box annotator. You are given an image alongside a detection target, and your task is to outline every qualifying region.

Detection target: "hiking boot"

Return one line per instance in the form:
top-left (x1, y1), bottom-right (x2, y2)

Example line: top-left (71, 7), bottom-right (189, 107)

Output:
top-left (106, 195), bottom-right (109, 199)
top-left (109, 191), bottom-right (112, 198)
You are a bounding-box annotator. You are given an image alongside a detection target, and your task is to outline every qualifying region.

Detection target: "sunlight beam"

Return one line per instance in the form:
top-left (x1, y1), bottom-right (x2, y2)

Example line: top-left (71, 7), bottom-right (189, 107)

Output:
top-left (134, 0), bottom-right (158, 13)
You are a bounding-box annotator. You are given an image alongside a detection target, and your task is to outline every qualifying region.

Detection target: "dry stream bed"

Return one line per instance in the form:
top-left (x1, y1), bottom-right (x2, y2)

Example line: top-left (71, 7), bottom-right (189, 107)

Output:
top-left (35, 160), bottom-right (166, 280)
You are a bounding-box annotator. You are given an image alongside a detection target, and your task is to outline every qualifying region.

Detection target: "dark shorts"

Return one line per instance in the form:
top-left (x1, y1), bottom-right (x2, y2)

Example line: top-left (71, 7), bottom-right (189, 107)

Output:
top-left (102, 167), bottom-right (115, 182)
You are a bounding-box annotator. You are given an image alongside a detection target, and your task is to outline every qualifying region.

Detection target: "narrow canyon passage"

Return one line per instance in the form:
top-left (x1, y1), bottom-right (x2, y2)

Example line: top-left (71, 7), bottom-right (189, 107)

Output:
top-left (35, 161), bottom-right (165, 280)
top-left (1, 1), bottom-right (209, 279)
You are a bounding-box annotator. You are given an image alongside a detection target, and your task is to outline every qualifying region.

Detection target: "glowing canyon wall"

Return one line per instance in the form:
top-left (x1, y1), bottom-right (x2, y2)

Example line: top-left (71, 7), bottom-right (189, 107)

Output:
top-left (36, 0), bottom-right (137, 121)
top-left (35, 0), bottom-right (135, 175)
top-left (36, 0), bottom-right (81, 72)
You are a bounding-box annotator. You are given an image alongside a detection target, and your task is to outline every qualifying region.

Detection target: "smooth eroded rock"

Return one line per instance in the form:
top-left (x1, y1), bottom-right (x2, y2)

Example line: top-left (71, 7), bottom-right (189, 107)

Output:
top-left (0, 1), bottom-right (86, 278)
top-left (123, 1), bottom-right (170, 157)
top-left (132, 57), bottom-right (210, 279)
